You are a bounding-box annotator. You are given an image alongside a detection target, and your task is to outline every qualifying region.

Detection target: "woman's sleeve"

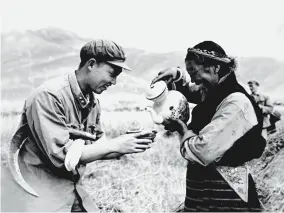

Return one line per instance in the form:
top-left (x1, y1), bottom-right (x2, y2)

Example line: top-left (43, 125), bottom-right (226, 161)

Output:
top-left (180, 93), bottom-right (259, 166)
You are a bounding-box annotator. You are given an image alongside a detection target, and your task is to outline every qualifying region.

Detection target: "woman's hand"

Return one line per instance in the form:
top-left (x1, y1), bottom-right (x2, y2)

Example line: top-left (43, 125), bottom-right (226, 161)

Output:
top-left (162, 117), bottom-right (188, 138)
top-left (151, 67), bottom-right (181, 86)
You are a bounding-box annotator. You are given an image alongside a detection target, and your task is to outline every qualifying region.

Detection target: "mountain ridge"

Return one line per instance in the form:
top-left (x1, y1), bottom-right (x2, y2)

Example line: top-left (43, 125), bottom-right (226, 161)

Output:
top-left (1, 27), bottom-right (284, 102)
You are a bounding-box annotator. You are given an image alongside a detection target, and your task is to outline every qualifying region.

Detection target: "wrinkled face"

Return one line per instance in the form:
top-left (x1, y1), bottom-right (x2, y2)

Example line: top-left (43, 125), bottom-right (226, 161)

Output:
top-left (87, 62), bottom-right (122, 94)
top-left (248, 83), bottom-right (258, 94)
top-left (185, 60), bottom-right (219, 89)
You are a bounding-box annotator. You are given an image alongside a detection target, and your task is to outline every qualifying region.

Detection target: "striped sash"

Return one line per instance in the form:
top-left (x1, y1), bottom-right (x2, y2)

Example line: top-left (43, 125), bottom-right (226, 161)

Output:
top-left (184, 163), bottom-right (261, 212)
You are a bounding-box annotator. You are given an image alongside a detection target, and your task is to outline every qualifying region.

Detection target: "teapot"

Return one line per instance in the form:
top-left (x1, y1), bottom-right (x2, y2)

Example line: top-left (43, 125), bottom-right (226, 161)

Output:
top-left (145, 81), bottom-right (190, 125)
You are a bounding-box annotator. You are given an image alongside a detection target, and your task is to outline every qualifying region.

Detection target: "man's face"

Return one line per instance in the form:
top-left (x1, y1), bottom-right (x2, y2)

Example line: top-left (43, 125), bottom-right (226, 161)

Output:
top-left (88, 62), bottom-right (122, 94)
top-left (185, 60), bottom-right (219, 89)
top-left (248, 83), bottom-right (258, 94)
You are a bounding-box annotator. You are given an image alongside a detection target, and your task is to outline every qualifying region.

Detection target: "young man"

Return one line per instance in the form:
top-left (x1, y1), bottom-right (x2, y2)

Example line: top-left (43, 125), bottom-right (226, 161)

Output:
top-left (248, 80), bottom-right (273, 138)
top-left (2, 40), bottom-right (155, 212)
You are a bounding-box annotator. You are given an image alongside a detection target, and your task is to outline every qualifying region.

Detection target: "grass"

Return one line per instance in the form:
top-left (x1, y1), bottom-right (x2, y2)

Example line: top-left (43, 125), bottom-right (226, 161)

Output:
top-left (85, 112), bottom-right (188, 212)
top-left (82, 133), bottom-right (187, 212)
top-left (1, 108), bottom-right (284, 212)
top-left (249, 127), bottom-right (284, 212)
top-left (1, 110), bottom-right (187, 212)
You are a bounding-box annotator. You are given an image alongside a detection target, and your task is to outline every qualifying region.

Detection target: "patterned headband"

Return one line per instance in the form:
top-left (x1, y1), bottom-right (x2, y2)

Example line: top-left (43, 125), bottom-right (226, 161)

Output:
top-left (187, 48), bottom-right (232, 63)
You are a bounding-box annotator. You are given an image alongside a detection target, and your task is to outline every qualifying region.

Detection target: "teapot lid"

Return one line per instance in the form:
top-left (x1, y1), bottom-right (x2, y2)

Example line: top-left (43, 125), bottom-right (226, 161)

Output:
top-left (145, 81), bottom-right (167, 100)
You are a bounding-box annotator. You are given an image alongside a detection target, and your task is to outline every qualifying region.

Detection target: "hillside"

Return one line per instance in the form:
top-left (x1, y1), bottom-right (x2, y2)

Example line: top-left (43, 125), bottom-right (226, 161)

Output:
top-left (1, 27), bottom-right (284, 212)
top-left (1, 27), bottom-right (284, 103)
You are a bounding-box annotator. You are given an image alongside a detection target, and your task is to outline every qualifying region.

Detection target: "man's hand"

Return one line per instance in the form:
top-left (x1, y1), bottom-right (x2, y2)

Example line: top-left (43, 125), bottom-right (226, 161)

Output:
top-left (162, 117), bottom-right (188, 138)
top-left (108, 130), bottom-right (156, 154)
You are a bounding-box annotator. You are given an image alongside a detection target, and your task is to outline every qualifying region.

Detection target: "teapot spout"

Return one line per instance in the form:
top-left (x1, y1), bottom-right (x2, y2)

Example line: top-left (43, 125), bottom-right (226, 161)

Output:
top-left (145, 107), bottom-right (164, 124)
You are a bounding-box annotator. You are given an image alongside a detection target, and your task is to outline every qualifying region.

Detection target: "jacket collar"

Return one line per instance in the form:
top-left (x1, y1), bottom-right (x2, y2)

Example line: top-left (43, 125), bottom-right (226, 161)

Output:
top-left (68, 70), bottom-right (96, 109)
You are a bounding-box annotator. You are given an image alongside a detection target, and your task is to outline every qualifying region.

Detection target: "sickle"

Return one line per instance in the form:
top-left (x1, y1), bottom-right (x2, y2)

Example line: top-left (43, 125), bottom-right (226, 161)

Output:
top-left (8, 124), bottom-right (39, 197)
top-left (9, 126), bottom-right (97, 197)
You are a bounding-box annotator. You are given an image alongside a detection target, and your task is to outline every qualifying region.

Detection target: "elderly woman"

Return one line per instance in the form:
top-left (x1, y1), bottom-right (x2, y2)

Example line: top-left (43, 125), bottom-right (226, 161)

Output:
top-left (152, 41), bottom-right (266, 212)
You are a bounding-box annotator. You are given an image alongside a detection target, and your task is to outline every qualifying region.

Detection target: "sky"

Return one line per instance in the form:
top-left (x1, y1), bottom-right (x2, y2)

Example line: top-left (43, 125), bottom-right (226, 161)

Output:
top-left (1, 0), bottom-right (284, 60)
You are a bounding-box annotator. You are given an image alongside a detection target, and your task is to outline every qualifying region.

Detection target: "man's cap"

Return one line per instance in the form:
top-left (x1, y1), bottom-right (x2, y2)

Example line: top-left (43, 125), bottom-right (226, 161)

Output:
top-left (80, 39), bottom-right (132, 71)
top-left (248, 80), bottom-right (260, 86)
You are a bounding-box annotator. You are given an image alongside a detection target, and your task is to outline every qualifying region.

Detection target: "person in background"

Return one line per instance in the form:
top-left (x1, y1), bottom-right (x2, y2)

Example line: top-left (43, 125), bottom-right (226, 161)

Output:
top-left (2, 40), bottom-right (155, 212)
top-left (248, 80), bottom-right (273, 138)
top-left (152, 41), bottom-right (266, 212)
top-left (267, 109), bottom-right (282, 134)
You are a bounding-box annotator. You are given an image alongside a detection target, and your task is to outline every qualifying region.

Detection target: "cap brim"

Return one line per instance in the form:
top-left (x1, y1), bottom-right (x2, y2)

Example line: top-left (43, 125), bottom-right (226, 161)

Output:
top-left (107, 61), bottom-right (132, 71)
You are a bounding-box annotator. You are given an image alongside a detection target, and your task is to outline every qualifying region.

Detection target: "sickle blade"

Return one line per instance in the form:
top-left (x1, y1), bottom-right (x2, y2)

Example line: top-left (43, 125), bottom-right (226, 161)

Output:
top-left (8, 126), bottom-right (98, 198)
top-left (8, 125), bottom-right (39, 197)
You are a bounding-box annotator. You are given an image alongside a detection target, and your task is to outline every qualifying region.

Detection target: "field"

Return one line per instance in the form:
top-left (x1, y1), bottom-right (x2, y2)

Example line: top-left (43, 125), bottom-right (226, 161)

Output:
top-left (1, 106), bottom-right (284, 212)
top-left (2, 26), bottom-right (284, 212)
